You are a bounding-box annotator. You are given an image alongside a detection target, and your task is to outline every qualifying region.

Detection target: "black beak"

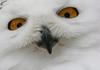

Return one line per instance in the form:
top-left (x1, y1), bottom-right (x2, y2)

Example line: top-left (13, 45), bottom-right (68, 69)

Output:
top-left (37, 26), bottom-right (58, 54)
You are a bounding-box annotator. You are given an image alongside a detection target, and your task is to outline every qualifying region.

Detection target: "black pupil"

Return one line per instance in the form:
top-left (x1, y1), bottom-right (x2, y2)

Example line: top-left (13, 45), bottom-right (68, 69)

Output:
top-left (17, 23), bottom-right (22, 28)
top-left (64, 12), bottom-right (70, 18)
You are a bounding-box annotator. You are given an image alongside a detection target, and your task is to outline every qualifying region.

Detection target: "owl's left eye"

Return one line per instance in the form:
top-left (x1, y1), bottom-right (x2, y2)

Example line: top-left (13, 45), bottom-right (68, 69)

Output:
top-left (57, 7), bottom-right (79, 18)
top-left (8, 18), bottom-right (27, 30)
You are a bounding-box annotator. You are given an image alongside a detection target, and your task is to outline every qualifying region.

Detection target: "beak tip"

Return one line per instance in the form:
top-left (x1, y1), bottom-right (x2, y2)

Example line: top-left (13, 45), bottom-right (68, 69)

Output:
top-left (47, 48), bottom-right (52, 54)
top-left (48, 51), bottom-right (52, 54)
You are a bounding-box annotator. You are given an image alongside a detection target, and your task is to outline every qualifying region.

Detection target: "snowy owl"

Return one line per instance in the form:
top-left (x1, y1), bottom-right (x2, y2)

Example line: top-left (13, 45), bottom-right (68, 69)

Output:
top-left (0, 0), bottom-right (100, 70)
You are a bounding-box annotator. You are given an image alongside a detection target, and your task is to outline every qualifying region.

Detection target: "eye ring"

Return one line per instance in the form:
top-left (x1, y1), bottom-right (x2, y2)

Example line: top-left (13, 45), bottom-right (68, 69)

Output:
top-left (57, 7), bottom-right (79, 18)
top-left (8, 17), bottom-right (27, 30)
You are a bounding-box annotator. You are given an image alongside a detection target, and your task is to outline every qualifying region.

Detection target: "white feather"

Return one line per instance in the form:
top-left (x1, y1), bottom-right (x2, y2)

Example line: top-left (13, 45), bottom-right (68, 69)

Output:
top-left (0, 0), bottom-right (100, 70)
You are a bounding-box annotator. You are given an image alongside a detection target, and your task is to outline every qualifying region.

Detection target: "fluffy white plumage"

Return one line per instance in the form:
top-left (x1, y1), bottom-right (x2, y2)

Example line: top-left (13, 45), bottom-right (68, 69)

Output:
top-left (0, 0), bottom-right (100, 70)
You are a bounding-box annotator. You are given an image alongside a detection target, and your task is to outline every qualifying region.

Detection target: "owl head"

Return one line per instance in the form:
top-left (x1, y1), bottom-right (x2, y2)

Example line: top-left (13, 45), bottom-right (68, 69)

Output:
top-left (0, 0), bottom-right (100, 54)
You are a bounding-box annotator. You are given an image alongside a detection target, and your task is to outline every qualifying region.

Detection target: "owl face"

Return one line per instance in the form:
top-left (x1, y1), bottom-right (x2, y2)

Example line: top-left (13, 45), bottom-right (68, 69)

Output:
top-left (0, 0), bottom-right (100, 54)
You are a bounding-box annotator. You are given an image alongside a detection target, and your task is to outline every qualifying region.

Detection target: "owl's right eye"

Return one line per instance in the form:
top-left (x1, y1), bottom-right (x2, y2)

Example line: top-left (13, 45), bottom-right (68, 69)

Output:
top-left (8, 18), bottom-right (27, 30)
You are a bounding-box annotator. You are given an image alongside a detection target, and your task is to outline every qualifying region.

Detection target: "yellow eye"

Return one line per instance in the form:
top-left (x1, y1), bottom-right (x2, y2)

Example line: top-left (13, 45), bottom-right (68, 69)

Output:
top-left (8, 18), bottom-right (27, 30)
top-left (57, 7), bottom-right (79, 18)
